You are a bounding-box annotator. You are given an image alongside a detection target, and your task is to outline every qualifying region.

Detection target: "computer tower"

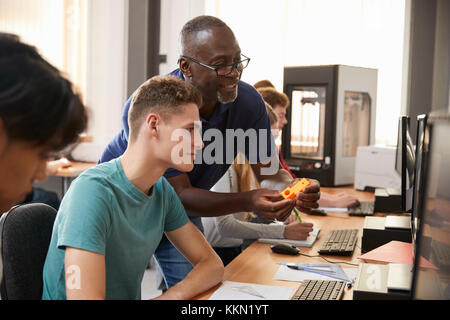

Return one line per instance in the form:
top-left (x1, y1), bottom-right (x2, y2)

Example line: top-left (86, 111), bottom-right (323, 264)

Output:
top-left (282, 65), bottom-right (377, 186)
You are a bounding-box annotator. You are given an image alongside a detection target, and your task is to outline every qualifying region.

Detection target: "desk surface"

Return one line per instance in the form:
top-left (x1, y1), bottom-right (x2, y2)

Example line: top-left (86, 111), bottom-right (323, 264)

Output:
top-left (194, 187), bottom-right (377, 300)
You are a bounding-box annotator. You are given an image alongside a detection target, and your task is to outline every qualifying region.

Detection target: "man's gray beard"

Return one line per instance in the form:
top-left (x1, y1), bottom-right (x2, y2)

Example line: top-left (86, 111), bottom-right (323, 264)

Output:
top-left (217, 88), bottom-right (238, 104)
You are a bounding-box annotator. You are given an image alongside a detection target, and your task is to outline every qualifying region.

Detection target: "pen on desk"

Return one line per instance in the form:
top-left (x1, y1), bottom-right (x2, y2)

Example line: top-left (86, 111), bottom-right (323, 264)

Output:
top-left (277, 263), bottom-right (350, 282)
top-left (293, 207), bottom-right (302, 223)
top-left (280, 263), bottom-right (336, 274)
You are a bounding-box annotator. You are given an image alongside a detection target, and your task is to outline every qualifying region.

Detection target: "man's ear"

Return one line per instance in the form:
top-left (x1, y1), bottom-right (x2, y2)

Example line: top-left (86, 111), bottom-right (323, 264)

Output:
top-left (179, 58), bottom-right (192, 79)
top-left (146, 113), bottom-right (160, 136)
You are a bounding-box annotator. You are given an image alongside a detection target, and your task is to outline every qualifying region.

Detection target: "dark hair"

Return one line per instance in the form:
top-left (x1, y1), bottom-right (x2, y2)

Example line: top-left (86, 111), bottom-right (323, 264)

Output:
top-left (128, 75), bottom-right (202, 140)
top-left (0, 36), bottom-right (87, 152)
top-left (180, 15), bottom-right (229, 56)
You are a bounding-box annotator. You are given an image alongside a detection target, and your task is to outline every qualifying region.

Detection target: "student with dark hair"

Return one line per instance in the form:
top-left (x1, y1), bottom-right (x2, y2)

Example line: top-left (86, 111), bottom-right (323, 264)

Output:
top-left (99, 15), bottom-right (321, 289)
top-left (0, 34), bottom-right (87, 213)
top-left (42, 75), bottom-right (224, 300)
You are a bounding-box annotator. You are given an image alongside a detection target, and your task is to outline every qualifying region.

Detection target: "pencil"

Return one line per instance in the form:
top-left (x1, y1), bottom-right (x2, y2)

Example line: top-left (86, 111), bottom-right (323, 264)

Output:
top-left (293, 207), bottom-right (302, 223)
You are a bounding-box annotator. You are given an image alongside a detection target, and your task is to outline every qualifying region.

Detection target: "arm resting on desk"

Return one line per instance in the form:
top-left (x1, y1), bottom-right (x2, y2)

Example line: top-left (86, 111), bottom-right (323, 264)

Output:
top-left (215, 213), bottom-right (285, 239)
top-left (154, 222), bottom-right (224, 300)
top-left (215, 214), bottom-right (313, 241)
top-left (47, 158), bottom-right (72, 175)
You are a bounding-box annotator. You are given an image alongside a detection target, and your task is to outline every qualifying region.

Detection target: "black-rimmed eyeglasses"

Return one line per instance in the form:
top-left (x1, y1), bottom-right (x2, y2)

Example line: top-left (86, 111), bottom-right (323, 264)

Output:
top-left (179, 54), bottom-right (250, 77)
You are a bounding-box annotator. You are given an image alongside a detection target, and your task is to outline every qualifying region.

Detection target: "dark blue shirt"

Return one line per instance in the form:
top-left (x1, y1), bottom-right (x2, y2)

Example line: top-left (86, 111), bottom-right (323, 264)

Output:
top-left (98, 69), bottom-right (275, 191)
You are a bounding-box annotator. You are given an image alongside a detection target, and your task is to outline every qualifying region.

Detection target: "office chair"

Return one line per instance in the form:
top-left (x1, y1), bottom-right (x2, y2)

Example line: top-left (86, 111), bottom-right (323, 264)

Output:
top-left (0, 203), bottom-right (57, 300)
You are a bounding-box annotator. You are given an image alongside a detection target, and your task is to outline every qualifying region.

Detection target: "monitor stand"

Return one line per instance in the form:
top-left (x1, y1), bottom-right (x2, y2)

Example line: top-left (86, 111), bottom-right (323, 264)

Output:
top-left (362, 216), bottom-right (412, 252)
top-left (374, 187), bottom-right (403, 213)
top-left (387, 263), bottom-right (413, 291)
top-left (385, 216), bottom-right (411, 229)
top-left (353, 263), bottom-right (411, 300)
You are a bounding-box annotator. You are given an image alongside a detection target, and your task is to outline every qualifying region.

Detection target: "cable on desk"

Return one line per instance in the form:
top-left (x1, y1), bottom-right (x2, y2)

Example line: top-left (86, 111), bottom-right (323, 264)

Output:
top-left (299, 253), bottom-right (359, 267)
top-left (355, 243), bottom-right (368, 254)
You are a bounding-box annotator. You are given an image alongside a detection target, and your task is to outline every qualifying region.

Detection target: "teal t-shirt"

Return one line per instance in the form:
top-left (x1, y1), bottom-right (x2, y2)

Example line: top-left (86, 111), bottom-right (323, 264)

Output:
top-left (42, 158), bottom-right (189, 300)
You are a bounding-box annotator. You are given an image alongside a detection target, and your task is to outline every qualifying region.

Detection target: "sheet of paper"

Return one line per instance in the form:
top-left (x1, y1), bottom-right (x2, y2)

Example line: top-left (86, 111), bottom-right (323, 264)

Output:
top-left (258, 228), bottom-right (320, 248)
top-left (273, 265), bottom-right (358, 283)
top-left (208, 281), bottom-right (295, 300)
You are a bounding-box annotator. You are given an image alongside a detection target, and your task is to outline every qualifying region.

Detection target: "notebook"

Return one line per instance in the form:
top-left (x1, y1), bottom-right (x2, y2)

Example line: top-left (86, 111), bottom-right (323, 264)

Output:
top-left (258, 228), bottom-right (320, 248)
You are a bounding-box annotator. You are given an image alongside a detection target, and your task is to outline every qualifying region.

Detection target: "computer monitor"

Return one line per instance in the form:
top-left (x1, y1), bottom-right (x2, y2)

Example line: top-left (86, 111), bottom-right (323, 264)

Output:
top-left (411, 114), bottom-right (428, 253)
top-left (411, 112), bottom-right (450, 300)
top-left (395, 116), bottom-right (416, 212)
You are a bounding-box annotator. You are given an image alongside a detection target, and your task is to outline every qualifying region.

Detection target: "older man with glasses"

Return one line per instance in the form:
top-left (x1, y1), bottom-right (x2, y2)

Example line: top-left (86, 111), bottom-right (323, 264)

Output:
top-left (99, 15), bottom-right (320, 289)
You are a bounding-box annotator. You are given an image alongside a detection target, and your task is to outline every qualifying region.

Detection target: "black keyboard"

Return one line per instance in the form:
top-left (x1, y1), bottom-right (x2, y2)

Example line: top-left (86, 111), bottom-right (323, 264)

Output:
top-left (348, 201), bottom-right (374, 216)
top-left (318, 229), bottom-right (358, 256)
top-left (290, 280), bottom-right (345, 300)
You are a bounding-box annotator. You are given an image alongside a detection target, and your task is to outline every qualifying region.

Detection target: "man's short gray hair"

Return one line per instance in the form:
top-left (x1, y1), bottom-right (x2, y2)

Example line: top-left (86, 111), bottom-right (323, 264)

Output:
top-left (179, 15), bottom-right (229, 56)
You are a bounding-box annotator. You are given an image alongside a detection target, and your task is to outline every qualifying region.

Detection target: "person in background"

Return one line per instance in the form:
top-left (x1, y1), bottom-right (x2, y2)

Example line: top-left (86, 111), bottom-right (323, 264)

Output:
top-left (202, 103), bottom-right (313, 265)
top-left (254, 79), bottom-right (276, 90)
top-left (256, 84), bottom-right (360, 209)
top-left (42, 75), bottom-right (224, 300)
top-left (0, 33), bottom-right (87, 214)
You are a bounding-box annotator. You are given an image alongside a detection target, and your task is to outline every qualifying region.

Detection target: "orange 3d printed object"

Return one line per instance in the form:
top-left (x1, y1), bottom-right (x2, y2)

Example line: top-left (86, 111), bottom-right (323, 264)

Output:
top-left (281, 178), bottom-right (310, 200)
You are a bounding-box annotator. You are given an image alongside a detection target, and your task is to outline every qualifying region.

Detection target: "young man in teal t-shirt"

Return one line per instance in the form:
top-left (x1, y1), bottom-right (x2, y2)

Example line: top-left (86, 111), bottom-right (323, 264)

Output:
top-left (42, 75), bottom-right (224, 300)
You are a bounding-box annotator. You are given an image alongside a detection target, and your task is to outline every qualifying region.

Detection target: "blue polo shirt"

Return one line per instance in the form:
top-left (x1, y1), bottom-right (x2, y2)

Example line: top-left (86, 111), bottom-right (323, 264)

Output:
top-left (99, 69), bottom-right (275, 192)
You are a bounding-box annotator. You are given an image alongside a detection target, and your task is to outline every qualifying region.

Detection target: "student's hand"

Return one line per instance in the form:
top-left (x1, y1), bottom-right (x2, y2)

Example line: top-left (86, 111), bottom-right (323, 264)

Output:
top-left (283, 221), bottom-right (314, 240)
top-left (46, 157), bottom-right (72, 175)
top-left (294, 178), bottom-right (320, 213)
top-left (318, 192), bottom-right (360, 208)
top-left (333, 192), bottom-right (360, 208)
top-left (249, 188), bottom-right (295, 221)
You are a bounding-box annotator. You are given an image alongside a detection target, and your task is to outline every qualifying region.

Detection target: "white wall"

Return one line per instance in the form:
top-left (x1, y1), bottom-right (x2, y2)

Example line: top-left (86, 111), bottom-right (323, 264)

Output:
top-left (0, 0), bottom-right (64, 73)
top-left (159, 0), bottom-right (205, 75)
top-left (72, 0), bottom-right (129, 162)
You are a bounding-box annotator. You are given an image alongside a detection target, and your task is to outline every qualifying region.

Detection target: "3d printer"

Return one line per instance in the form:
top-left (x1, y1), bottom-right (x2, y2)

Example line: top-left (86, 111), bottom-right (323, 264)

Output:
top-left (281, 65), bottom-right (378, 187)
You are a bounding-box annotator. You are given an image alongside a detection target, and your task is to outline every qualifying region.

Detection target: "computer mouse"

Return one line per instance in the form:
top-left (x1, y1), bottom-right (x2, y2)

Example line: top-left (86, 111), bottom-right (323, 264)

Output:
top-left (270, 243), bottom-right (300, 255)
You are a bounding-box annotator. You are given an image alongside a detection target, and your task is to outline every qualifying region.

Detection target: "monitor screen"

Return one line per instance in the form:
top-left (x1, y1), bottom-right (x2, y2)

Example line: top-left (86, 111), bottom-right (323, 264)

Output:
top-left (395, 116), bottom-right (415, 212)
top-left (411, 114), bottom-right (428, 254)
top-left (395, 117), bottom-right (404, 175)
top-left (412, 113), bottom-right (450, 300)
